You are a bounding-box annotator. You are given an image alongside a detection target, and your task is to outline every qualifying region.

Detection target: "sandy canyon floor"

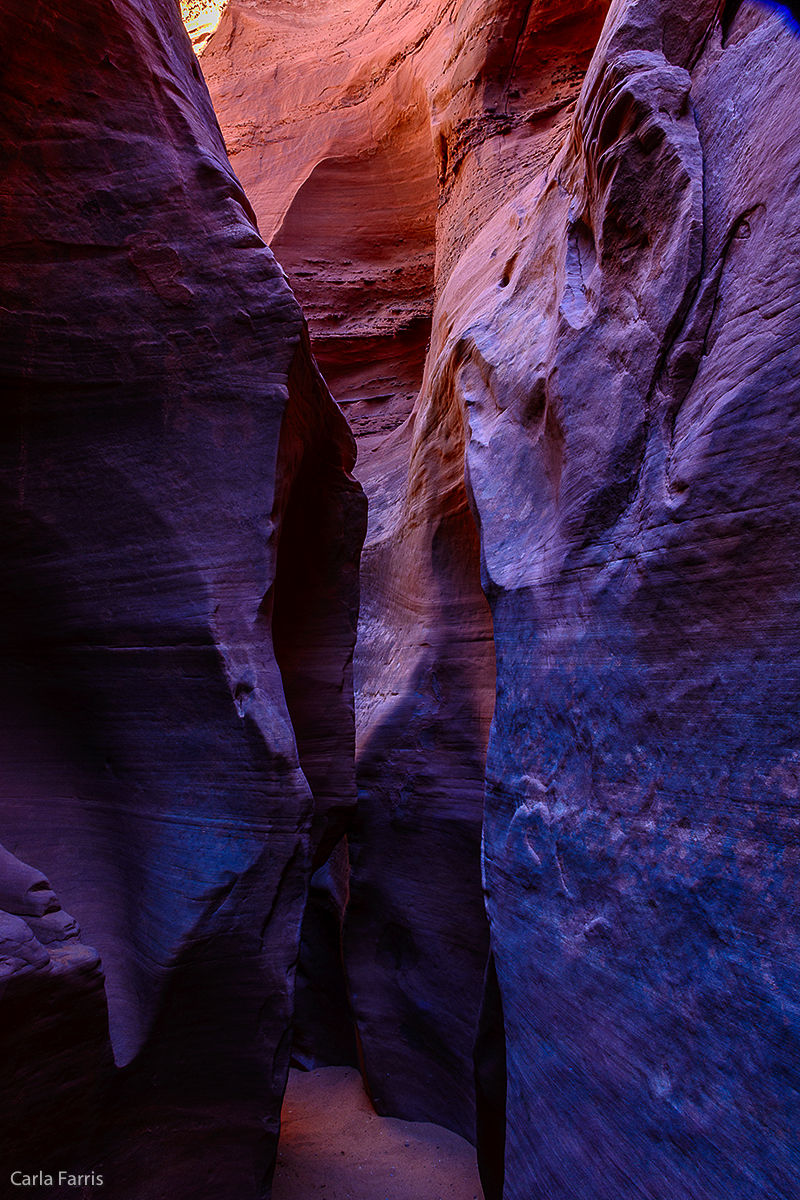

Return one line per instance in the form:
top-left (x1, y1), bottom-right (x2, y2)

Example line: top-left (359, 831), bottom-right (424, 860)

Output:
top-left (273, 1068), bottom-right (484, 1200)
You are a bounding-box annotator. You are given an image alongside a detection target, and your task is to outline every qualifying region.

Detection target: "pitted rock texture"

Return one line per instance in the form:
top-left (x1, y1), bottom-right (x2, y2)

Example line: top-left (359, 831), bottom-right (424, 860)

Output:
top-left (0, 2), bottom-right (364, 1195)
top-left (409, 0), bottom-right (800, 1196)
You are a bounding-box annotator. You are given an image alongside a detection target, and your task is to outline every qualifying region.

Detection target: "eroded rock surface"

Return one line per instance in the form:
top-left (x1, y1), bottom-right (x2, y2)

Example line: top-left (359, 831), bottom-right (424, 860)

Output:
top-left (416, 0), bottom-right (800, 1196)
top-left (198, 0), bottom-right (614, 1143)
top-left (0, 2), bottom-right (364, 1195)
top-left (201, 0), bottom-right (800, 1196)
top-left (0, 847), bottom-right (113, 1173)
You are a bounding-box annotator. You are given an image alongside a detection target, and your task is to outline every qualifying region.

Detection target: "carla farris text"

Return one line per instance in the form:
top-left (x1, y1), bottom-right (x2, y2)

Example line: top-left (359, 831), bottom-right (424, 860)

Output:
top-left (11, 1171), bottom-right (104, 1187)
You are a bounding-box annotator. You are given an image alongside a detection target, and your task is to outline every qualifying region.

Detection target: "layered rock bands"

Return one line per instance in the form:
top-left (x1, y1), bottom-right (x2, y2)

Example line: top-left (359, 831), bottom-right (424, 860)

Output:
top-left (2, 1), bottom-right (799, 1199)
top-left (0, 2), bottom-right (365, 1196)
top-left (200, 2), bottom-right (800, 1199)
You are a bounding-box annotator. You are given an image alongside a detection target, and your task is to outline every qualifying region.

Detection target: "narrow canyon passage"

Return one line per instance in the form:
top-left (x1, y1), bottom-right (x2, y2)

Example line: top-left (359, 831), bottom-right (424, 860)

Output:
top-left (0, 2), bottom-right (799, 1199)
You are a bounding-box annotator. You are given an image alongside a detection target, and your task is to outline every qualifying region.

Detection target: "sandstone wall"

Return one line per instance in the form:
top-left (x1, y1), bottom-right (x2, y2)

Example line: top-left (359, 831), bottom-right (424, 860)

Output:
top-left (432, 0), bottom-right (800, 1195)
top-left (200, 0), bottom-right (800, 1196)
top-left (199, 0), bottom-right (615, 1142)
top-left (0, 2), bottom-right (364, 1195)
top-left (5, 0), bottom-right (796, 1196)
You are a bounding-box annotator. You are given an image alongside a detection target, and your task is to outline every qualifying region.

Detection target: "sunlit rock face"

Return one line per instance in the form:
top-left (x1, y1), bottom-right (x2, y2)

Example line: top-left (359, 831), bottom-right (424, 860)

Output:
top-left (0, 1), bottom-right (364, 1195)
top-left (181, 0), bottom-right (227, 51)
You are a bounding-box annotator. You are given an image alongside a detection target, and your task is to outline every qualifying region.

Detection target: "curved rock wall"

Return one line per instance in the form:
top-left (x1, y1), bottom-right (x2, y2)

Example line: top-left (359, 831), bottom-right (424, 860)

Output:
top-left (427, 0), bottom-right (800, 1195)
top-left (200, 0), bottom-right (800, 1196)
top-left (5, 0), bottom-right (798, 1196)
top-left (202, 0), bottom-right (441, 437)
top-left (0, 1), bottom-right (364, 1195)
top-left (199, 0), bottom-right (614, 1144)
top-left (345, 375), bottom-right (495, 1137)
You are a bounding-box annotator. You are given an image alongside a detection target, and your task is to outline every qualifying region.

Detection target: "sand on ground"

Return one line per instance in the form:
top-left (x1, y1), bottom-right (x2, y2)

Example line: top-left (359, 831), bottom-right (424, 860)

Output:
top-left (272, 1066), bottom-right (485, 1200)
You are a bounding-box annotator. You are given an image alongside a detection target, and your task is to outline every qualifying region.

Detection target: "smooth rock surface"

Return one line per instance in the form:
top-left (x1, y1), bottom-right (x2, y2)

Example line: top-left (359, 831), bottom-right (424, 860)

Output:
top-left (202, 0), bottom-right (441, 435)
top-left (4, 1), bottom-right (797, 1198)
top-left (0, 1), bottom-right (364, 1195)
top-left (199, 0), bottom-right (611, 1143)
top-left (0, 842), bottom-right (60, 918)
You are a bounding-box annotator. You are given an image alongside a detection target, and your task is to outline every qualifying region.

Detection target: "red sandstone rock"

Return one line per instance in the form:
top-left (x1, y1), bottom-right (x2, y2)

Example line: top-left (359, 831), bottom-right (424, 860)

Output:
top-left (202, 0), bottom-right (441, 436)
top-left (0, 1), bottom-right (364, 1194)
top-left (201, 1), bottom-right (800, 1197)
top-left (199, 0), bottom-right (611, 1143)
top-left (201, 0), bottom-right (609, 433)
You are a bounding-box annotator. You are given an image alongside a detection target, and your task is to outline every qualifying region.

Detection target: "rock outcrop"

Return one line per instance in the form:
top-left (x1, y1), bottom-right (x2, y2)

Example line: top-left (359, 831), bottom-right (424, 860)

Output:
top-left (0, 1), bottom-right (364, 1195)
top-left (0, 847), bottom-right (113, 1172)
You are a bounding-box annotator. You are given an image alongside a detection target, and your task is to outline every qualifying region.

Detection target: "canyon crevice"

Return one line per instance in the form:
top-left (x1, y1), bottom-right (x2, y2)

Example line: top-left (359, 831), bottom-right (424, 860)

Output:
top-left (201, 1), bottom-right (800, 1196)
top-left (1, 0), bottom-right (799, 1198)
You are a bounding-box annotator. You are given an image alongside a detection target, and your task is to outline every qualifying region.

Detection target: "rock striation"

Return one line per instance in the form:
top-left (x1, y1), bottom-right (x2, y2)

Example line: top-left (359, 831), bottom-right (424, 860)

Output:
top-left (422, 0), bottom-right (800, 1196)
top-left (201, 0), bottom-right (441, 440)
top-left (0, 1), bottom-right (364, 1195)
top-left (200, 0), bottom-right (800, 1197)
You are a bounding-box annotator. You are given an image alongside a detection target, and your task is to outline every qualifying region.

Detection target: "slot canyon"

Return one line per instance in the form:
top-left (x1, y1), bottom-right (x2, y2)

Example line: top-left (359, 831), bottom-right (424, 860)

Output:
top-left (0, 0), bottom-right (798, 1197)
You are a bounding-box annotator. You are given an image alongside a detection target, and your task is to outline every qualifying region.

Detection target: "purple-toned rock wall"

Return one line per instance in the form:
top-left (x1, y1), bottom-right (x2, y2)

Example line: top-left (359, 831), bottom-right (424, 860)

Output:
top-left (3, 0), bottom-right (800, 1197)
top-left (435, 0), bottom-right (800, 1195)
top-left (0, 2), bottom-right (364, 1195)
top-left (0, 845), bottom-right (113, 1172)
